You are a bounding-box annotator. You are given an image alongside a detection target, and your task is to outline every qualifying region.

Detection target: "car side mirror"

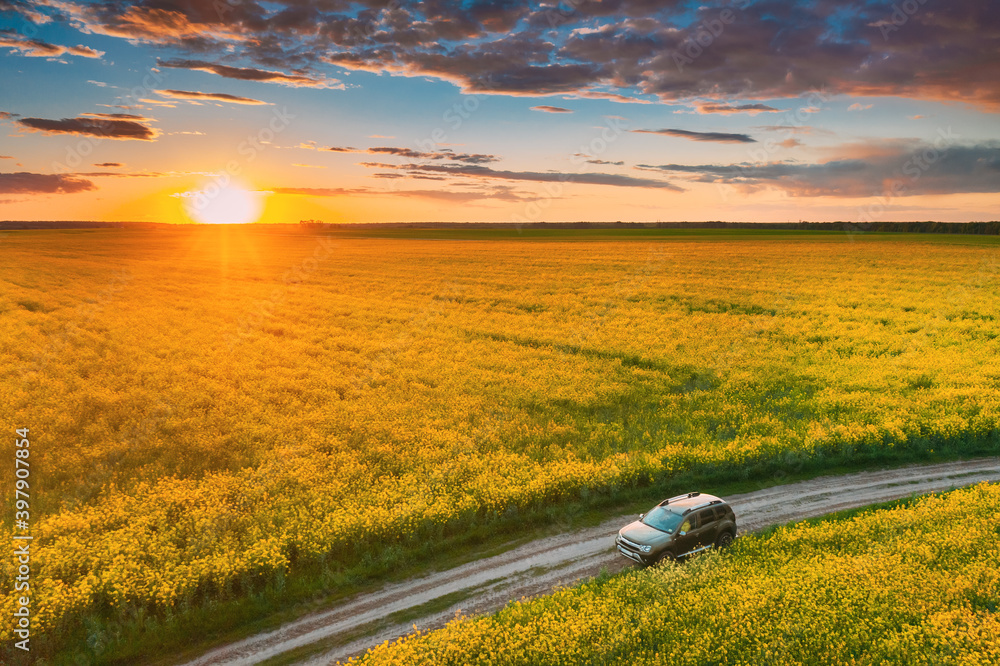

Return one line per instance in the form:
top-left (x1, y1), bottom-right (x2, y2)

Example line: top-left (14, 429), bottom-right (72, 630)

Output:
top-left (639, 513), bottom-right (645, 520)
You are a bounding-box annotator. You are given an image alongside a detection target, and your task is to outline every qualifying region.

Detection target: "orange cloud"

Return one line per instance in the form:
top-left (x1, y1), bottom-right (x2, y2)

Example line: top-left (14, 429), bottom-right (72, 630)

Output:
top-left (157, 59), bottom-right (331, 88)
top-left (0, 30), bottom-right (103, 58)
top-left (156, 90), bottom-right (270, 105)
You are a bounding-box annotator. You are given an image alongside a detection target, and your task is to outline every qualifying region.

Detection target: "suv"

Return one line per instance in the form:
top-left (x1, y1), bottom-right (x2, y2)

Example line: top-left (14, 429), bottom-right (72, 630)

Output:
top-left (615, 492), bottom-right (737, 566)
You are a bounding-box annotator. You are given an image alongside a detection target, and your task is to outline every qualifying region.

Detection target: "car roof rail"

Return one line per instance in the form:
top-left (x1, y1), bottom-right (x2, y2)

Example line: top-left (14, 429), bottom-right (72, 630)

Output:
top-left (660, 491), bottom-right (701, 506)
top-left (686, 499), bottom-right (723, 513)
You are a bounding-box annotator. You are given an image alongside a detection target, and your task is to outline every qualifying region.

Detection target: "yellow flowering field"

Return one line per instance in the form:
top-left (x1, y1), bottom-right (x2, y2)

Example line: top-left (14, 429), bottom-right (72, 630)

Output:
top-left (353, 482), bottom-right (1000, 666)
top-left (1, 227), bottom-right (999, 659)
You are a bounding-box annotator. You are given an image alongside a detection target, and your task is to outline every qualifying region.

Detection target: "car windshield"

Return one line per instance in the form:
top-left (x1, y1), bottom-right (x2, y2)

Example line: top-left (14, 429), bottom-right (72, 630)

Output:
top-left (641, 506), bottom-right (685, 533)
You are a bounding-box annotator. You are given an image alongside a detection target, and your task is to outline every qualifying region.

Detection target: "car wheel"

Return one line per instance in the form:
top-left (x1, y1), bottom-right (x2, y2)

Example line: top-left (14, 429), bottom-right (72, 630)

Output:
top-left (656, 551), bottom-right (676, 565)
top-left (715, 531), bottom-right (735, 549)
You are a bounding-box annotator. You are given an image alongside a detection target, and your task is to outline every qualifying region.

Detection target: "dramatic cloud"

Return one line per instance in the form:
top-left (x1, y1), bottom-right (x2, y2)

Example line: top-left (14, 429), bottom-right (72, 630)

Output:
top-left (12, 1), bottom-right (997, 107)
top-left (361, 162), bottom-right (683, 191)
top-left (157, 59), bottom-right (327, 88)
top-left (93, 162), bottom-right (123, 167)
top-left (16, 113), bottom-right (159, 140)
top-left (631, 128), bottom-right (756, 143)
top-left (155, 90), bottom-right (270, 105)
top-left (0, 29), bottom-right (103, 58)
top-left (531, 106), bottom-right (574, 113)
top-left (42, 1), bottom-right (249, 45)
top-left (693, 102), bottom-right (780, 115)
top-left (639, 140), bottom-right (1000, 197)
top-left (0, 172), bottom-right (96, 194)
top-left (327, 146), bottom-right (500, 164)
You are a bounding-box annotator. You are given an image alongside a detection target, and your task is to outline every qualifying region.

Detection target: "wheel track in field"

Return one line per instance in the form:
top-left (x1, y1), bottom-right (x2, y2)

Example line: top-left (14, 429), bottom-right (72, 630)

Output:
top-left (179, 457), bottom-right (1000, 666)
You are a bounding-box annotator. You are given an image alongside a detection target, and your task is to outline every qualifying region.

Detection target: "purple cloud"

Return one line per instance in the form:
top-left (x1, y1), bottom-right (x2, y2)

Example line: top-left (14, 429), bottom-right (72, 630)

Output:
top-left (0, 172), bottom-right (97, 194)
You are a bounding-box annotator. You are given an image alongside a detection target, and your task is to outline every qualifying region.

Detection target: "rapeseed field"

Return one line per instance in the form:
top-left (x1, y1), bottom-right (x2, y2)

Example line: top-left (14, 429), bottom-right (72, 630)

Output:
top-left (1, 227), bottom-right (999, 659)
top-left (353, 482), bottom-right (1000, 665)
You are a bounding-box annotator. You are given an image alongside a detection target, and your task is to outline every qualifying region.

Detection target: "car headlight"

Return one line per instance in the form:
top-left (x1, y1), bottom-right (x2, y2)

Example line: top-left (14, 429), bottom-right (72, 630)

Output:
top-left (640, 545), bottom-right (652, 553)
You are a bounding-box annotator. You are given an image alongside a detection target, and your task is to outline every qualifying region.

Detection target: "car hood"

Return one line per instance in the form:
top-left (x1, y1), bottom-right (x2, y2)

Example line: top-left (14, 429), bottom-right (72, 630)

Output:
top-left (619, 520), bottom-right (672, 545)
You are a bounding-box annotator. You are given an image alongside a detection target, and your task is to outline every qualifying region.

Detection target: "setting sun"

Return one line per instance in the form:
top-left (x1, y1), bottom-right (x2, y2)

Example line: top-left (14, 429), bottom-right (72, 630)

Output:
top-left (179, 180), bottom-right (263, 225)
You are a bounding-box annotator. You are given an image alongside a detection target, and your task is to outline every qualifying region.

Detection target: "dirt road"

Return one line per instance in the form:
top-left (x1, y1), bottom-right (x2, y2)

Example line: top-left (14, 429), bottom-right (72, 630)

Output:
top-left (181, 458), bottom-right (1000, 666)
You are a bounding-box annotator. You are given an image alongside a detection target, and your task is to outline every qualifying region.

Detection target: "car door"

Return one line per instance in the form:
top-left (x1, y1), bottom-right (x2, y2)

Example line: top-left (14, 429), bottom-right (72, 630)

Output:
top-left (673, 513), bottom-right (701, 556)
top-left (695, 507), bottom-right (720, 549)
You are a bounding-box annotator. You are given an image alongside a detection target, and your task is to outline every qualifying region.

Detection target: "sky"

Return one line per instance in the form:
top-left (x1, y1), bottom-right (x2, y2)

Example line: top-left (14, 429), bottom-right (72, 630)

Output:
top-left (0, 0), bottom-right (998, 224)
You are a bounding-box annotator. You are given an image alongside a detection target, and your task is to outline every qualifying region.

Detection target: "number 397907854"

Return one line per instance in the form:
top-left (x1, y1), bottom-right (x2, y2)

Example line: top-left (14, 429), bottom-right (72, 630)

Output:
top-left (15, 428), bottom-right (30, 524)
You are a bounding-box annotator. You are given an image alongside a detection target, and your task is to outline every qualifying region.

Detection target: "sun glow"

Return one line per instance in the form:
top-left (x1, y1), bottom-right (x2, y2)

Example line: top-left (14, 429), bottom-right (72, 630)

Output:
top-left (180, 180), bottom-right (264, 224)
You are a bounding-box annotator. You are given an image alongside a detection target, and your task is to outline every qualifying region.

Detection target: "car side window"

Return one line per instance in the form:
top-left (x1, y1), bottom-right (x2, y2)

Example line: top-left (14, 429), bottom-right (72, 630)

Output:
top-left (697, 509), bottom-right (715, 527)
top-left (713, 506), bottom-right (726, 521)
top-left (679, 517), bottom-right (693, 534)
